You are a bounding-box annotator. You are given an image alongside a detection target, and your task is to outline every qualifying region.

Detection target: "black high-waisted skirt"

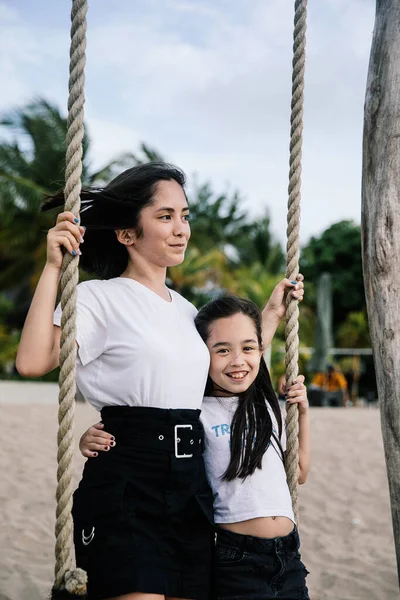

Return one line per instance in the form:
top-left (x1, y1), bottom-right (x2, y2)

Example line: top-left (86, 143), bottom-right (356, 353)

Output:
top-left (72, 406), bottom-right (215, 600)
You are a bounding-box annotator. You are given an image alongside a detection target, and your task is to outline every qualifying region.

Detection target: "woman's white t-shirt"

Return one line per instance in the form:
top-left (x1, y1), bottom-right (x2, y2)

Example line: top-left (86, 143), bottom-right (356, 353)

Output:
top-left (201, 395), bottom-right (295, 524)
top-left (53, 278), bottom-right (210, 412)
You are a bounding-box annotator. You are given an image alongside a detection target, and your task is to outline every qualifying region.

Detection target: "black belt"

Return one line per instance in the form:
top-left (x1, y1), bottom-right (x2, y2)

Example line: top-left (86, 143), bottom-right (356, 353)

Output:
top-left (102, 420), bottom-right (205, 458)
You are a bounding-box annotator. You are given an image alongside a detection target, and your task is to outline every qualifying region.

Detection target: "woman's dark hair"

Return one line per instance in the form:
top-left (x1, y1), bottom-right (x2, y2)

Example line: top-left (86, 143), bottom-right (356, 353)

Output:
top-left (195, 295), bottom-right (283, 481)
top-left (41, 162), bottom-right (186, 279)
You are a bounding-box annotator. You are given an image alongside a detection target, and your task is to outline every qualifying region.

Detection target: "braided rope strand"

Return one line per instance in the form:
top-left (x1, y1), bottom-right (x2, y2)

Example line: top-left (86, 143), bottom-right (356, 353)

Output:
top-left (54, 0), bottom-right (87, 590)
top-left (285, 0), bottom-right (307, 524)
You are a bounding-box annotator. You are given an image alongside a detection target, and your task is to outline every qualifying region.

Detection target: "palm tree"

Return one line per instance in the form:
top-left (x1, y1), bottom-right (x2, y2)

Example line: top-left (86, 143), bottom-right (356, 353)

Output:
top-left (168, 246), bottom-right (229, 306)
top-left (0, 98), bottom-right (288, 333)
top-left (0, 99), bottom-right (298, 378)
top-left (0, 98), bottom-right (136, 327)
top-left (187, 180), bottom-right (250, 254)
top-left (233, 212), bottom-right (285, 275)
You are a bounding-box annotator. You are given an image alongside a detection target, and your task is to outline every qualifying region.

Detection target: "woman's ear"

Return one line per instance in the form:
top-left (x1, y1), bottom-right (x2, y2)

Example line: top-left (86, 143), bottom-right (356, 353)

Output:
top-left (115, 229), bottom-right (135, 246)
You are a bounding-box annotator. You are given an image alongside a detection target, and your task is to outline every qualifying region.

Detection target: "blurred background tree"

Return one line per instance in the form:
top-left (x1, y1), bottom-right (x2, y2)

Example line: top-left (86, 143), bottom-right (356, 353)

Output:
top-left (0, 98), bottom-right (371, 393)
top-left (300, 220), bottom-right (364, 332)
top-left (0, 99), bottom-right (136, 329)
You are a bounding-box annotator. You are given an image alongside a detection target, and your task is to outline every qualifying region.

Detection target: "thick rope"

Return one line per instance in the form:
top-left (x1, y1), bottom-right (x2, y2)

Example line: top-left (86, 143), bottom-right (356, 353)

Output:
top-left (53, 0), bottom-right (87, 592)
top-left (284, 0), bottom-right (307, 524)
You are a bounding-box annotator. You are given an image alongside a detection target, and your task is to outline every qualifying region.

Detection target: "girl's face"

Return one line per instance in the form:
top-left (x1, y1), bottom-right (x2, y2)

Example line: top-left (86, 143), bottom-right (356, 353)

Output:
top-left (206, 313), bottom-right (263, 396)
top-left (126, 179), bottom-right (191, 268)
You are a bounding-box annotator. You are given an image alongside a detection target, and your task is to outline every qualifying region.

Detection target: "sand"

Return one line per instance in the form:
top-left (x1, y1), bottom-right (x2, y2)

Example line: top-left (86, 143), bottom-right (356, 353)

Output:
top-left (0, 381), bottom-right (398, 600)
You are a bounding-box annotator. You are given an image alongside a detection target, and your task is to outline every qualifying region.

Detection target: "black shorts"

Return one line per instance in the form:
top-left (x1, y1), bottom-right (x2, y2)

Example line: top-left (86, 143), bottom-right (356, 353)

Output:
top-left (213, 526), bottom-right (310, 600)
top-left (72, 406), bottom-right (215, 600)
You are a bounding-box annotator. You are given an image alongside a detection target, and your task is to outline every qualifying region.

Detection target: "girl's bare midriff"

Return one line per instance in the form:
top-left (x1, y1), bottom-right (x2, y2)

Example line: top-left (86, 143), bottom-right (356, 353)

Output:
top-left (219, 516), bottom-right (294, 539)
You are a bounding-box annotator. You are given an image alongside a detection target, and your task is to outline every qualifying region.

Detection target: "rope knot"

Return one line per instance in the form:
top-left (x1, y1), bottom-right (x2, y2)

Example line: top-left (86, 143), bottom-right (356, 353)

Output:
top-left (65, 568), bottom-right (88, 595)
top-left (51, 568), bottom-right (87, 599)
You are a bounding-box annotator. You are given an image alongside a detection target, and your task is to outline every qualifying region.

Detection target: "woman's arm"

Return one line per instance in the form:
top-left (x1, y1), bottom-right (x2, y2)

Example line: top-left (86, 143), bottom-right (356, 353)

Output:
top-left (16, 265), bottom-right (62, 376)
top-left (16, 212), bottom-right (84, 377)
top-left (261, 276), bottom-right (304, 348)
top-left (285, 374), bottom-right (311, 485)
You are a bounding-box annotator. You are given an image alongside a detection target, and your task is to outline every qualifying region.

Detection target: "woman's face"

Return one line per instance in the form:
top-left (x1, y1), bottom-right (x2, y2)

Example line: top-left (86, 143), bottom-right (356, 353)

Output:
top-left (205, 313), bottom-right (263, 396)
top-left (128, 179), bottom-right (191, 268)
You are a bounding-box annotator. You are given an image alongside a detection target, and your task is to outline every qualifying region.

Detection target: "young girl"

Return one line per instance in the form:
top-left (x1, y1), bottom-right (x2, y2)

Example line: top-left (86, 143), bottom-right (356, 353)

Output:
top-left (82, 295), bottom-right (311, 600)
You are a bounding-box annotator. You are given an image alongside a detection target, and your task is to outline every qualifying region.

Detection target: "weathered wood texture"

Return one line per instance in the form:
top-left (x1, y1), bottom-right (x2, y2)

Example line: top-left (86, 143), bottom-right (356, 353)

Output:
top-left (362, 0), bottom-right (400, 586)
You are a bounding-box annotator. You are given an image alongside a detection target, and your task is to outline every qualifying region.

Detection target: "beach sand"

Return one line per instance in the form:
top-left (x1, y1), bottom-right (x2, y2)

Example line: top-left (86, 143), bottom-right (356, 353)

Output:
top-left (0, 381), bottom-right (398, 600)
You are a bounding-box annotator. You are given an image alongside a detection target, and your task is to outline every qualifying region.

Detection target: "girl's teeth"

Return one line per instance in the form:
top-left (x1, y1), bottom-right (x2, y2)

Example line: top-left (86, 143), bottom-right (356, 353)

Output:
top-left (229, 372), bottom-right (246, 380)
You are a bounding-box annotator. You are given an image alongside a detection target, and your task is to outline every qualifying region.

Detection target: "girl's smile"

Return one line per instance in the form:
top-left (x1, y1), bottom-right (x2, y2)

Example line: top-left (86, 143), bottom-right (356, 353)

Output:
top-left (206, 313), bottom-right (263, 396)
top-left (225, 370), bottom-right (249, 381)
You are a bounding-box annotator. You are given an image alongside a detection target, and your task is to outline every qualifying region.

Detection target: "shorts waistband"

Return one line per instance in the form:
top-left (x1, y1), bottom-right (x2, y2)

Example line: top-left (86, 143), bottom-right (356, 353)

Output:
top-left (216, 525), bottom-right (299, 554)
top-left (100, 406), bottom-right (204, 457)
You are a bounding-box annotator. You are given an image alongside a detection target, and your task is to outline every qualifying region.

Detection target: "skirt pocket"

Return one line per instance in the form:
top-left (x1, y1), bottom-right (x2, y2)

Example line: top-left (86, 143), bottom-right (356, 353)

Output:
top-left (72, 480), bottom-right (127, 572)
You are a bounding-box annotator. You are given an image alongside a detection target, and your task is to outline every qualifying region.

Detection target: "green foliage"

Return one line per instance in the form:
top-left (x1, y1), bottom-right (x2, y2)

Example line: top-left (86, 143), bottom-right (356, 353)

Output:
top-left (0, 99), bottom-right (138, 327)
top-left (0, 98), bottom-right (370, 381)
top-left (0, 293), bottom-right (13, 320)
top-left (168, 246), bottom-right (228, 305)
top-left (300, 220), bottom-right (364, 331)
top-left (233, 212), bottom-right (285, 274)
top-left (0, 293), bottom-right (19, 374)
top-left (187, 180), bottom-right (249, 254)
top-left (0, 325), bottom-right (19, 374)
top-left (336, 310), bottom-right (371, 348)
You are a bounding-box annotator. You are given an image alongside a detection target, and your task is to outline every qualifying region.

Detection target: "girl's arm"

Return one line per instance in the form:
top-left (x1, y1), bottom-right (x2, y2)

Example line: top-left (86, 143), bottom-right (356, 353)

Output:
top-left (297, 407), bottom-right (311, 484)
top-left (285, 374), bottom-right (311, 484)
top-left (79, 423), bottom-right (116, 458)
top-left (16, 212), bottom-right (84, 377)
top-left (261, 276), bottom-right (304, 347)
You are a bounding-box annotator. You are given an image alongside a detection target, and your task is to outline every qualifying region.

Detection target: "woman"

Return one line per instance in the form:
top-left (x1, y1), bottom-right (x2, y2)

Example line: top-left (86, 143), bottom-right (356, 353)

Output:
top-left (16, 162), bottom-right (304, 600)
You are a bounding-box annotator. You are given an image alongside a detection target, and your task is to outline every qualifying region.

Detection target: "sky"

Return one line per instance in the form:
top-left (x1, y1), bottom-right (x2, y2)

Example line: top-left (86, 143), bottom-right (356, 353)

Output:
top-left (0, 0), bottom-right (375, 245)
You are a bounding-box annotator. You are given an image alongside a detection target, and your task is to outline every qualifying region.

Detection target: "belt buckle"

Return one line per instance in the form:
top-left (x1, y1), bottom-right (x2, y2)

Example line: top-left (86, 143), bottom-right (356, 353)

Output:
top-left (174, 424), bottom-right (193, 458)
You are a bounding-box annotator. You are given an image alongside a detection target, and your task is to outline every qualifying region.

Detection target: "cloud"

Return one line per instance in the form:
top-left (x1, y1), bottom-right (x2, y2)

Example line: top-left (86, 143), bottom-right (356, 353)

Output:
top-left (0, 0), bottom-right (375, 244)
top-left (0, 3), bottom-right (69, 110)
top-left (165, 0), bottom-right (219, 17)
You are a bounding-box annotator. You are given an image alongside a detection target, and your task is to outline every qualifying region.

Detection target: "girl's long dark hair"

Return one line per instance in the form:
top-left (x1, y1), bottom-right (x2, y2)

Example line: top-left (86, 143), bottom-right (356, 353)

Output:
top-left (195, 295), bottom-right (283, 481)
top-left (40, 162), bottom-right (186, 279)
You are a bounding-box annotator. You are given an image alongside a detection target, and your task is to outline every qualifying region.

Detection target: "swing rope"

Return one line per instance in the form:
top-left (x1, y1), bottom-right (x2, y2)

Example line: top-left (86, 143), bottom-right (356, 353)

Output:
top-left (284, 0), bottom-right (307, 523)
top-left (53, 0), bottom-right (87, 594)
top-left (52, 0), bottom-right (306, 590)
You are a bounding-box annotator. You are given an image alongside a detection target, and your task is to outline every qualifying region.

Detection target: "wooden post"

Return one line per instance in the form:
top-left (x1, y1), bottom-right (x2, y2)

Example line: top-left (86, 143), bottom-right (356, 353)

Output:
top-left (362, 0), bottom-right (400, 586)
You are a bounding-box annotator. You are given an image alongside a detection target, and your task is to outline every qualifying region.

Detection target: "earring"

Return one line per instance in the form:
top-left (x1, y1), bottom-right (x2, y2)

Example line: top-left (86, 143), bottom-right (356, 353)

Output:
top-left (126, 238), bottom-right (131, 244)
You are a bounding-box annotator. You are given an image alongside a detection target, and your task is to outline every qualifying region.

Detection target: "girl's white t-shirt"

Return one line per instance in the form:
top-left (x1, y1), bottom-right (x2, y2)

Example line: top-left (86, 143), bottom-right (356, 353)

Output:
top-left (201, 395), bottom-right (295, 524)
top-left (53, 278), bottom-right (210, 412)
